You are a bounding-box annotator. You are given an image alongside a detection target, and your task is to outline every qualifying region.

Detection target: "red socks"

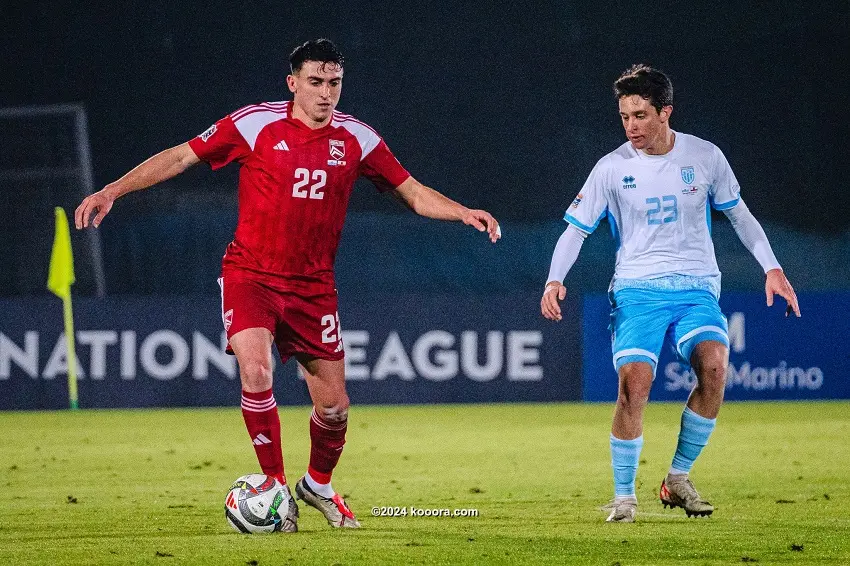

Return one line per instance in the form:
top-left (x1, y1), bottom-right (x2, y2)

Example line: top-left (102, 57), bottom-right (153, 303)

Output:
top-left (241, 389), bottom-right (285, 484)
top-left (307, 408), bottom-right (347, 484)
top-left (241, 392), bottom-right (346, 487)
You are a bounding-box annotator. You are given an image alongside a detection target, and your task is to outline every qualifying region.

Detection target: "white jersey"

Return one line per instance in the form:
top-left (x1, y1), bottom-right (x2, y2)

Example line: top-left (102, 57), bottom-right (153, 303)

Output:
top-left (565, 131), bottom-right (740, 296)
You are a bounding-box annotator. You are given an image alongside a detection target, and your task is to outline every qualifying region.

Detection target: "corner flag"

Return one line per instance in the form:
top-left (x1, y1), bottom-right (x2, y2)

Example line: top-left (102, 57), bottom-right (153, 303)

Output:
top-left (47, 207), bottom-right (79, 409)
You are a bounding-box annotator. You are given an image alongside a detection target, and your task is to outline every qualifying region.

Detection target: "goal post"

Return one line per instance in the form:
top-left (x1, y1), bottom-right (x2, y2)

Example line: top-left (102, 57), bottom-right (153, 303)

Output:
top-left (0, 103), bottom-right (106, 297)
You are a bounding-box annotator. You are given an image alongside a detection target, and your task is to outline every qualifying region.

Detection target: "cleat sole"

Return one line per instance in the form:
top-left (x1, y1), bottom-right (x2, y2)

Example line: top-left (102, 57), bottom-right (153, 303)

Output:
top-left (662, 498), bottom-right (713, 517)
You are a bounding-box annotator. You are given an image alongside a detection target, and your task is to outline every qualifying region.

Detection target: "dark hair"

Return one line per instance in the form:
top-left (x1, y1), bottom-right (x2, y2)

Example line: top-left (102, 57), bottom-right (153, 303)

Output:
top-left (289, 39), bottom-right (344, 73)
top-left (614, 64), bottom-right (673, 112)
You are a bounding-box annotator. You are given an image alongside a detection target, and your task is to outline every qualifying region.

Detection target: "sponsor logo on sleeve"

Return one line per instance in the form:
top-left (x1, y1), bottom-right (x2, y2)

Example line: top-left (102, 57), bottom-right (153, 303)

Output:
top-left (571, 193), bottom-right (583, 208)
top-left (200, 124), bottom-right (217, 142)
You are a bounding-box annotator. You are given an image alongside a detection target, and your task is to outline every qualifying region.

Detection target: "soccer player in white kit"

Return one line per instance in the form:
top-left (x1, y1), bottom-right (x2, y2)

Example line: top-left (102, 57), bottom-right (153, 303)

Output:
top-left (541, 65), bottom-right (800, 522)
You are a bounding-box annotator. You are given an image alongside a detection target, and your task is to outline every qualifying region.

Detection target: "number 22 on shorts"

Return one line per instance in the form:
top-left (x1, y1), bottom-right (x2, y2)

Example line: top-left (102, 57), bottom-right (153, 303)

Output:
top-left (321, 312), bottom-right (341, 343)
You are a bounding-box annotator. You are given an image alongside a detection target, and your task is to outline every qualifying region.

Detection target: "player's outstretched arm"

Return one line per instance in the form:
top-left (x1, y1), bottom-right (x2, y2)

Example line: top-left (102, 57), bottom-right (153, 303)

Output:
top-left (75, 142), bottom-right (200, 229)
top-left (540, 224), bottom-right (586, 321)
top-left (391, 177), bottom-right (500, 243)
top-left (722, 200), bottom-right (800, 317)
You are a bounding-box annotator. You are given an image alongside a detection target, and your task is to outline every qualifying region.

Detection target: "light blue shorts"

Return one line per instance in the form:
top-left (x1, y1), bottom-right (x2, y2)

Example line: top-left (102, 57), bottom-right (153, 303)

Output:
top-left (609, 288), bottom-right (729, 375)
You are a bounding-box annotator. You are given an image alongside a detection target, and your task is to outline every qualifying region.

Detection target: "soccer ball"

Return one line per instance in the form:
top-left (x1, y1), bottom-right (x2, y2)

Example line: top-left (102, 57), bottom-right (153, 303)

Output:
top-left (224, 474), bottom-right (289, 533)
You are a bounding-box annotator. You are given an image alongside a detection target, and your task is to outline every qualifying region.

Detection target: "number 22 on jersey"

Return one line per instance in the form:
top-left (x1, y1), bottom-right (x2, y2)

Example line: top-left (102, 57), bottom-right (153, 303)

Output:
top-left (293, 168), bottom-right (326, 199)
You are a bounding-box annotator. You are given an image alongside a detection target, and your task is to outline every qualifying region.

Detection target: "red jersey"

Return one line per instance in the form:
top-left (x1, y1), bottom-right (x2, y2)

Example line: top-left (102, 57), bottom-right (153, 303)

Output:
top-left (188, 101), bottom-right (410, 291)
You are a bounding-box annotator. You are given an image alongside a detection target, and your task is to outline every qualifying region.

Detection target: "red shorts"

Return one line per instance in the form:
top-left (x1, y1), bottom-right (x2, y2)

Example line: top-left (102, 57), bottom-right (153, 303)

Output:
top-left (217, 273), bottom-right (344, 363)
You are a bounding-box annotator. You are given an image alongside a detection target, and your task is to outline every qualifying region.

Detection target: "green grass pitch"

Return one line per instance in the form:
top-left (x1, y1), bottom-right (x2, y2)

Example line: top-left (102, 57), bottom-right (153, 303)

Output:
top-left (1, 401), bottom-right (848, 565)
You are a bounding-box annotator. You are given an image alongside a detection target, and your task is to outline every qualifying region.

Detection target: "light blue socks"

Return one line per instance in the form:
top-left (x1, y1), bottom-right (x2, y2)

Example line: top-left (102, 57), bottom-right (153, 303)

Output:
top-left (670, 406), bottom-right (716, 475)
top-left (610, 434), bottom-right (644, 498)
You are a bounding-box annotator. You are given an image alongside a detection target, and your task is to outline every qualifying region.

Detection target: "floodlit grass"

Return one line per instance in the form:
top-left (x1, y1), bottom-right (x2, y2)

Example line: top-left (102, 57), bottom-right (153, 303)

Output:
top-left (1, 402), bottom-right (848, 565)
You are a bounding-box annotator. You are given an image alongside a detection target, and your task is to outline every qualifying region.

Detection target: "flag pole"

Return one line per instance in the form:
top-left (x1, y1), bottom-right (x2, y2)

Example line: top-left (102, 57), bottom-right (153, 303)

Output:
top-left (63, 294), bottom-right (79, 410)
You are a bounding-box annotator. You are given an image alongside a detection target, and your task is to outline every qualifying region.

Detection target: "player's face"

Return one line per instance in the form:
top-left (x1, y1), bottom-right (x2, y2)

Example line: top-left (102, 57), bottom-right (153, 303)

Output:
top-left (618, 95), bottom-right (672, 151)
top-left (287, 61), bottom-right (343, 126)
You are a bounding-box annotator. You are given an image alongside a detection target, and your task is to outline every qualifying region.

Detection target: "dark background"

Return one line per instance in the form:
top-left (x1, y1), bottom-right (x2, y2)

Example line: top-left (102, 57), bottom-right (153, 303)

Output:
top-left (2, 1), bottom-right (848, 296)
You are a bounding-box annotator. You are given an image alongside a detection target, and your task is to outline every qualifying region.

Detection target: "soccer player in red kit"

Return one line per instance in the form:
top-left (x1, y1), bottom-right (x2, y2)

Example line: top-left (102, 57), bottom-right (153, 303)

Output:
top-left (75, 39), bottom-right (500, 531)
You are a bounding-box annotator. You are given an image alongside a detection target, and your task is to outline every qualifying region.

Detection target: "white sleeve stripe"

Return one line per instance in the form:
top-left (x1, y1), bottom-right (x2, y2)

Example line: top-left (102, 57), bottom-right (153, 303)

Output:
top-left (231, 101), bottom-right (288, 120)
top-left (334, 115), bottom-right (380, 137)
top-left (232, 107), bottom-right (287, 122)
top-left (233, 111), bottom-right (286, 151)
top-left (231, 105), bottom-right (277, 121)
top-left (333, 118), bottom-right (381, 158)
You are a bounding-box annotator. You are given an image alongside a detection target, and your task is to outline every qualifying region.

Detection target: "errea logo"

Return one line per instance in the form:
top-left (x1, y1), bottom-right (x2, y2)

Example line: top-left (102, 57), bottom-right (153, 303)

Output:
top-left (622, 175), bottom-right (637, 189)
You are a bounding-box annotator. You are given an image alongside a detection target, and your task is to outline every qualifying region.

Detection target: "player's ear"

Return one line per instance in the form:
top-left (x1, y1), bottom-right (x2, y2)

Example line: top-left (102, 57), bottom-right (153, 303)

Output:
top-left (286, 74), bottom-right (297, 94)
top-left (659, 105), bottom-right (673, 122)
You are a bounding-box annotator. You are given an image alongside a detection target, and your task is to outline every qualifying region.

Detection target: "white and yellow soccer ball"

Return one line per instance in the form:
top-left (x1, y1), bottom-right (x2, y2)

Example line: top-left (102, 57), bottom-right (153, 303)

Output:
top-left (224, 474), bottom-right (289, 533)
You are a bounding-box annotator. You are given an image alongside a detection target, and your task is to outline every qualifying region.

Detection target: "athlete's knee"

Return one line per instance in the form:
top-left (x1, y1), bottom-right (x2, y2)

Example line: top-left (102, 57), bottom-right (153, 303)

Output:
top-left (617, 364), bottom-right (653, 408)
top-left (315, 396), bottom-right (350, 425)
top-left (618, 383), bottom-right (651, 409)
top-left (238, 358), bottom-right (273, 390)
top-left (693, 344), bottom-right (728, 391)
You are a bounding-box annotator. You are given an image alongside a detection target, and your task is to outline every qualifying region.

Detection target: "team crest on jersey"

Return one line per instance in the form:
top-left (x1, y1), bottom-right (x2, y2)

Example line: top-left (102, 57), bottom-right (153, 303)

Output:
top-left (223, 309), bottom-right (233, 331)
top-left (199, 124), bottom-right (217, 142)
top-left (329, 139), bottom-right (345, 160)
top-left (622, 175), bottom-right (637, 189)
top-left (680, 166), bottom-right (695, 184)
top-left (571, 193), bottom-right (583, 209)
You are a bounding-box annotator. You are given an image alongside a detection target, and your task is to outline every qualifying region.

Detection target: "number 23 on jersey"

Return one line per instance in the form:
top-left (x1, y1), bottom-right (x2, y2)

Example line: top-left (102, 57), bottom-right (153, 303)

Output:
top-left (646, 195), bottom-right (678, 225)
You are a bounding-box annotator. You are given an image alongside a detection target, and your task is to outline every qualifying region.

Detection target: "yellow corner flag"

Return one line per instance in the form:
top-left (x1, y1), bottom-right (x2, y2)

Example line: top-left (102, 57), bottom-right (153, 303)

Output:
top-left (48, 207), bottom-right (75, 297)
top-left (47, 207), bottom-right (79, 409)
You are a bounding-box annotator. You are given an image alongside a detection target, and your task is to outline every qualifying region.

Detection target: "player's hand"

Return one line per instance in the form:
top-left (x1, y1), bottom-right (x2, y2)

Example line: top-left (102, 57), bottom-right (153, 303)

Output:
top-left (462, 209), bottom-right (501, 243)
top-left (765, 268), bottom-right (800, 317)
top-left (541, 281), bottom-right (567, 321)
top-left (75, 187), bottom-right (116, 229)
